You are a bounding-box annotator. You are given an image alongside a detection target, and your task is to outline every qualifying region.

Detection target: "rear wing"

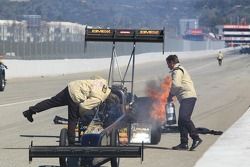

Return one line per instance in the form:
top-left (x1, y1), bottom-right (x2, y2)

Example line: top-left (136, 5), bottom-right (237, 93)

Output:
top-left (85, 28), bottom-right (165, 53)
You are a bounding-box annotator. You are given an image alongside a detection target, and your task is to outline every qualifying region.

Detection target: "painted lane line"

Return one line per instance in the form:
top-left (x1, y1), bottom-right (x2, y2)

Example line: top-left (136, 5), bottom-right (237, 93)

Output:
top-left (0, 97), bottom-right (48, 107)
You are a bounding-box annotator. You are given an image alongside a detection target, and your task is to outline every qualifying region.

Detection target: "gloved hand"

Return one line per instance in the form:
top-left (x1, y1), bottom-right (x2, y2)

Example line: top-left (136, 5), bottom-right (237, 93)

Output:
top-left (125, 102), bottom-right (137, 119)
top-left (125, 102), bottom-right (134, 111)
top-left (167, 93), bottom-right (174, 103)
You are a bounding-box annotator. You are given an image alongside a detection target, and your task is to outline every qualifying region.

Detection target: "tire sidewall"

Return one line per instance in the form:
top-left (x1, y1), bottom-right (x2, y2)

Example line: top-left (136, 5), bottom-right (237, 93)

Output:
top-left (59, 128), bottom-right (69, 167)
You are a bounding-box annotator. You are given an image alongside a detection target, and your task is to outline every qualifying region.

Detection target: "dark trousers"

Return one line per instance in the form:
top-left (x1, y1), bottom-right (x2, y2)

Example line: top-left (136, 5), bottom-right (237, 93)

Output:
top-left (218, 59), bottom-right (222, 66)
top-left (29, 87), bottom-right (79, 144)
top-left (178, 98), bottom-right (199, 144)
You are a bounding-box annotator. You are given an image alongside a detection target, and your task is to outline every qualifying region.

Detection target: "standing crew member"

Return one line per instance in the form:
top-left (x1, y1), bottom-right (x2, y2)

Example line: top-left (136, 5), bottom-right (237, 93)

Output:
top-left (23, 76), bottom-right (114, 145)
top-left (217, 51), bottom-right (224, 66)
top-left (166, 55), bottom-right (202, 151)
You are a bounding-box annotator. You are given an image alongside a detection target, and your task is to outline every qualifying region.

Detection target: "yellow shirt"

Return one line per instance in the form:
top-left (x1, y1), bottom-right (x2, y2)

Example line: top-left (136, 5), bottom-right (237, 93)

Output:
top-left (68, 78), bottom-right (111, 113)
top-left (170, 64), bottom-right (197, 101)
top-left (217, 52), bottom-right (223, 60)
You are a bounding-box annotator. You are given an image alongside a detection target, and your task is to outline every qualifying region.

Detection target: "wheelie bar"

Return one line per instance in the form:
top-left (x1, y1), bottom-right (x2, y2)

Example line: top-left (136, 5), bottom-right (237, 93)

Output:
top-left (29, 143), bottom-right (144, 162)
top-left (53, 115), bottom-right (68, 124)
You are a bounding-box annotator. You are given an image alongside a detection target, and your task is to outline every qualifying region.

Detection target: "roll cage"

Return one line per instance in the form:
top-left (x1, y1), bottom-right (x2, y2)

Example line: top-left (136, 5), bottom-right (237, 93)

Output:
top-left (85, 27), bottom-right (164, 103)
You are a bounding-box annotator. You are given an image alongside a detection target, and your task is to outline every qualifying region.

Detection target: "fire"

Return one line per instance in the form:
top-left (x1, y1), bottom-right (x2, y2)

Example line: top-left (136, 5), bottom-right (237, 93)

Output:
top-left (146, 76), bottom-right (172, 123)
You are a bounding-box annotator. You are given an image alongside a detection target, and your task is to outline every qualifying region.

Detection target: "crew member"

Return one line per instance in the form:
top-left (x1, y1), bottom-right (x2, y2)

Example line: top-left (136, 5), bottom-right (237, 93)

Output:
top-left (23, 76), bottom-right (117, 145)
top-left (217, 51), bottom-right (224, 66)
top-left (166, 55), bottom-right (202, 151)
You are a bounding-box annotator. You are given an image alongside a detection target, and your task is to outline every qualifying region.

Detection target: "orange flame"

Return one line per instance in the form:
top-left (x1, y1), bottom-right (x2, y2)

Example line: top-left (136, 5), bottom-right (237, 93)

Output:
top-left (146, 76), bottom-right (172, 123)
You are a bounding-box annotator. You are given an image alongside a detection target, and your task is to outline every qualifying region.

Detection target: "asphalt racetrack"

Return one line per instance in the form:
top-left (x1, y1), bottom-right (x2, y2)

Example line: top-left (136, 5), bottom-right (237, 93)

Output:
top-left (1, 52), bottom-right (250, 167)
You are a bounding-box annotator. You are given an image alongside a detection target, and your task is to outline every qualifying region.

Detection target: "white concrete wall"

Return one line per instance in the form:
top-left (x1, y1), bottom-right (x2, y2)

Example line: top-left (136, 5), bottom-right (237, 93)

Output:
top-left (4, 48), bottom-right (238, 79)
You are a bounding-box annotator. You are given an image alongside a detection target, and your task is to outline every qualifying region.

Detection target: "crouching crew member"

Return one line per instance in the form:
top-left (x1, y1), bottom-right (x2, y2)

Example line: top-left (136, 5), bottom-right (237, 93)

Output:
top-left (23, 76), bottom-right (113, 145)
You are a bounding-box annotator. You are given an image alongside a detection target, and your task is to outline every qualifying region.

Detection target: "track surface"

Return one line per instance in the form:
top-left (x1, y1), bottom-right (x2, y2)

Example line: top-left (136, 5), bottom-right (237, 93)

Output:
top-left (1, 53), bottom-right (250, 167)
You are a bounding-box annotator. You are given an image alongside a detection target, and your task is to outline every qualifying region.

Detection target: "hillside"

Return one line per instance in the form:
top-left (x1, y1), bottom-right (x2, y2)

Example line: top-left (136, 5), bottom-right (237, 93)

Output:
top-left (0, 0), bottom-right (250, 33)
top-left (0, 0), bottom-right (198, 29)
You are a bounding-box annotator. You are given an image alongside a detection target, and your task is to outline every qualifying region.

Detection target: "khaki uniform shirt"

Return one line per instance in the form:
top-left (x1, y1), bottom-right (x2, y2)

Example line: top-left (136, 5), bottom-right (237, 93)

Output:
top-left (68, 78), bottom-right (111, 115)
top-left (170, 63), bottom-right (197, 102)
top-left (217, 52), bottom-right (223, 60)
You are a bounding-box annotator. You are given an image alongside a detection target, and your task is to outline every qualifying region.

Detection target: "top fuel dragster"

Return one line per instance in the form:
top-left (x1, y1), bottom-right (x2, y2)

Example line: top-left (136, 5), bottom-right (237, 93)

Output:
top-left (28, 27), bottom-right (165, 167)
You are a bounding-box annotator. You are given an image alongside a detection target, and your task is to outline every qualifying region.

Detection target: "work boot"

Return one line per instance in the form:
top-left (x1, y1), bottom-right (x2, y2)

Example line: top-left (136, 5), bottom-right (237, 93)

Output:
top-left (189, 138), bottom-right (203, 151)
top-left (172, 143), bottom-right (188, 150)
top-left (23, 109), bottom-right (35, 122)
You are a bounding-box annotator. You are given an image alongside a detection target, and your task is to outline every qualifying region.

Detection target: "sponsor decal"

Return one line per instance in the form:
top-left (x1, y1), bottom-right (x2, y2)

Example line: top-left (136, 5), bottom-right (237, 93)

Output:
top-left (139, 30), bottom-right (160, 35)
top-left (102, 85), bottom-right (107, 93)
top-left (118, 30), bottom-right (132, 34)
top-left (91, 29), bottom-right (112, 34)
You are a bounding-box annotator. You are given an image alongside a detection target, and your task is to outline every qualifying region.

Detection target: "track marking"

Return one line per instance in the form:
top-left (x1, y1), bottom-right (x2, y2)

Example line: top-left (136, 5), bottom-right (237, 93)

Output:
top-left (0, 97), bottom-right (48, 107)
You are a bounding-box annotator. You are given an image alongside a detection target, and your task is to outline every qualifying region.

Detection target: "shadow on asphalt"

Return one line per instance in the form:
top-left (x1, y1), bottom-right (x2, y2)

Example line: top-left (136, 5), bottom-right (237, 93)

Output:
top-left (39, 166), bottom-right (60, 167)
top-left (20, 134), bottom-right (59, 138)
top-left (143, 145), bottom-right (172, 150)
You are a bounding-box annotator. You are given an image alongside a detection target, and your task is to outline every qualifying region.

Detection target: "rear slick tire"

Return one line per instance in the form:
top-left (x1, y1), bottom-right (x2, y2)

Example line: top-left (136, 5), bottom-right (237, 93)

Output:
top-left (151, 122), bottom-right (161, 144)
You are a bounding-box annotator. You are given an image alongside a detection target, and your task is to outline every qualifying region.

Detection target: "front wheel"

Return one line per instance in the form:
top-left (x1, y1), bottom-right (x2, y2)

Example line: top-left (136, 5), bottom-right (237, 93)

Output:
top-left (110, 130), bottom-right (120, 167)
top-left (59, 128), bottom-right (69, 167)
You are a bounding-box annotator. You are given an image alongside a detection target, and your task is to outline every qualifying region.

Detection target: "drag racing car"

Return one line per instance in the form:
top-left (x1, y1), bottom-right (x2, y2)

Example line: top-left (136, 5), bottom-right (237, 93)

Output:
top-left (29, 27), bottom-right (165, 167)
